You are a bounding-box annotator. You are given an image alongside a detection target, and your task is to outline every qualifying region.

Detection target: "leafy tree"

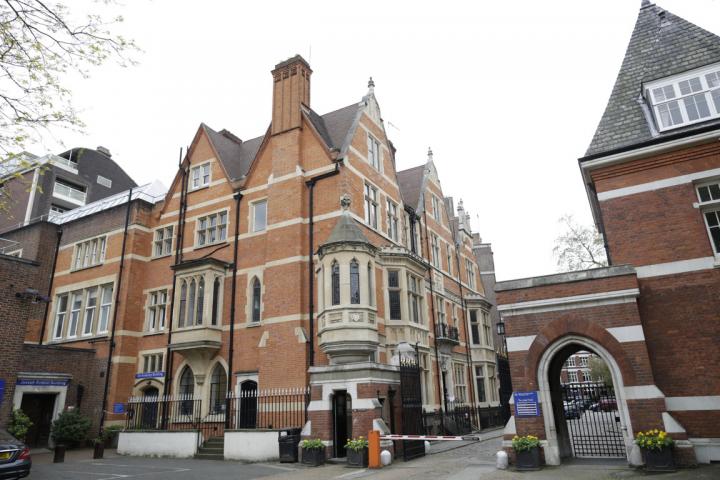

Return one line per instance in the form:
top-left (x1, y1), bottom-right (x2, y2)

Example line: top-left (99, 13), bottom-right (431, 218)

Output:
top-left (0, 0), bottom-right (137, 212)
top-left (553, 214), bottom-right (608, 272)
top-left (589, 356), bottom-right (612, 387)
top-left (7, 409), bottom-right (33, 441)
top-left (51, 409), bottom-right (91, 445)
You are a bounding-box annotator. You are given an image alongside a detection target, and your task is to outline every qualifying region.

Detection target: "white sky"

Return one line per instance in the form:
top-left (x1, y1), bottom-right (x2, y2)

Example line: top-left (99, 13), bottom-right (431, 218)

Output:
top-left (36, 0), bottom-right (720, 281)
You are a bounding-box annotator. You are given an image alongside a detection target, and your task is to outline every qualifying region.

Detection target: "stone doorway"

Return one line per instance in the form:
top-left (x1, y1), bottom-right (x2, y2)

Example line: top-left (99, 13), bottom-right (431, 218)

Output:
top-left (331, 391), bottom-right (351, 458)
top-left (20, 393), bottom-right (56, 447)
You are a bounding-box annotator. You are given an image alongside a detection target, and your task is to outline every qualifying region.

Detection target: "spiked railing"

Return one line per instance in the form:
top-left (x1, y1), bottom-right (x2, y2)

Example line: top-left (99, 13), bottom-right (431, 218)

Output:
top-left (227, 387), bottom-right (310, 430)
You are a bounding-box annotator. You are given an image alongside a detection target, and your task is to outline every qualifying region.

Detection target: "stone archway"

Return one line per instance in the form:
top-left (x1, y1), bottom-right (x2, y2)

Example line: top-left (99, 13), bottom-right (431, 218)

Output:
top-left (537, 335), bottom-right (636, 465)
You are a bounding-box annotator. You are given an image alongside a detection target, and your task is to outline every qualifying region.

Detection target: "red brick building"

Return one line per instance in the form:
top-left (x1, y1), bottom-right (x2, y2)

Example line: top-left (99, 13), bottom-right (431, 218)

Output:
top-left (496, 2), bottom-right (720, 466)
top-left (3, 56), bottom-right (500, 454)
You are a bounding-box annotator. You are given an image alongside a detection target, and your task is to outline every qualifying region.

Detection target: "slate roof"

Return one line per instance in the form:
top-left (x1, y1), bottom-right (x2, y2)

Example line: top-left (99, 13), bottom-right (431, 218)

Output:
top-left (396, 165), bottom-right (426, 210)
top-left (323, 211), bottom-right (371, 246)
top-left (203, 102), bottom-right (361, 181)
top-left (584, 1), bottom-right (720, 159)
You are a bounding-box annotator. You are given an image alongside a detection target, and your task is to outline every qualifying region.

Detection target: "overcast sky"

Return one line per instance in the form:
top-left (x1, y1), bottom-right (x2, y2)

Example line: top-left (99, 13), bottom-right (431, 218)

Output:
top-left (36, 0), bottom-right (720, 281)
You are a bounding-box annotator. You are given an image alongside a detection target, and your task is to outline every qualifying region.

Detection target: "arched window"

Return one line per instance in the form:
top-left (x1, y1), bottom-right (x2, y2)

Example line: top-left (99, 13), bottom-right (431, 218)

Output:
top-left (367, 262), bottom-right (373, 306)
top-left (179, 366), bottom-right (194, 415)
top-left (211, 277), bottom-right (221, 326)
top-left (350, 259), bottom-right (360, 304)
top-left (188, 279), bottom-right (196, 325)
top-left (331, 261), bottom-right (340, 306)
top-left (209, 364), bottom-right (227, 414)
top-left (178, 280), bottom-right (187, 327)
top-left (252, 277), bottom-right (261, 323)
top-left (196, 277), bottom-right (205, 325)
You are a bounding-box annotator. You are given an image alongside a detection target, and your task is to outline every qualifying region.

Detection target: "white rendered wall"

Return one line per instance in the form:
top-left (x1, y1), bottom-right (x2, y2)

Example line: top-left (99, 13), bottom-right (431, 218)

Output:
top-left (224, 430), bottom-right (279, 462)
top-left (118, 431), bottom-right (198, 458)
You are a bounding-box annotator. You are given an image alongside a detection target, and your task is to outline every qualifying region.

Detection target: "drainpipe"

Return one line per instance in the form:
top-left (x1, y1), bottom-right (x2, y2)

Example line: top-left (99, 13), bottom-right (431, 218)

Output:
top-left (99, 187), bottom-right (133, 435)
top-left (304, 161), bottom-right (341, 369)
top-left (453, 238), bottom-right (477, 407)
top-left (421, 209), bottom-right (446, 412)
top-left (226, 191), bottom-right (242, 427)
top-left (39, 226), bottom-right (63, 345)
top-left (589, 182), bottom-right (612, 265)
top-left (162, 156), bottom-right (189, 409)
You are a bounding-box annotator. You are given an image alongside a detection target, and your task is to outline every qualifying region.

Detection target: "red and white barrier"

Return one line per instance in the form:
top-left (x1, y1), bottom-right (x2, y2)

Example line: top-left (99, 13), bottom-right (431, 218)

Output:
top-left (380, 434), bottom-right (479, 441)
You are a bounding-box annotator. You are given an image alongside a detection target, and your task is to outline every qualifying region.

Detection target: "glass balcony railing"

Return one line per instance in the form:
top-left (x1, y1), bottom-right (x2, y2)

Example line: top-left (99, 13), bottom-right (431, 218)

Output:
top-left (53, 181), bottom-right (86, 205)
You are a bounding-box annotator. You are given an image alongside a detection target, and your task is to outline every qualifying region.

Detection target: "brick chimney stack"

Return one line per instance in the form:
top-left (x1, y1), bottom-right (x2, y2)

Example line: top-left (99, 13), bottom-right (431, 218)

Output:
top-left (271, 55), bottom-right (312, 135)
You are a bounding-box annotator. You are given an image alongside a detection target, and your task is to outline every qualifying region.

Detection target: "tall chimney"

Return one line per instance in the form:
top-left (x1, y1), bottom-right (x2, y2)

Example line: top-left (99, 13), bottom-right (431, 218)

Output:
top-left (271, 55), bottom-right (312, 135)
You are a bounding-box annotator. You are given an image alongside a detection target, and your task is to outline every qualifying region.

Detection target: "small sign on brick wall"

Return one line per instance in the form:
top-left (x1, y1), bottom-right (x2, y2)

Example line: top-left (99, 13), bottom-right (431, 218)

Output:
top-left (16, 378), bottom-right (69, 386)
top-left (134, 371), bottom-right (165, 379)
top-left (514, 391), bottom-right (540, 417)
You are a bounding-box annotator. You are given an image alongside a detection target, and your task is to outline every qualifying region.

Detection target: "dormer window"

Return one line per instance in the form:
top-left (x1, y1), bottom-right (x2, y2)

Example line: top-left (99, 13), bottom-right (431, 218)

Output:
top-left (646, 63), bottom-right (720, 131)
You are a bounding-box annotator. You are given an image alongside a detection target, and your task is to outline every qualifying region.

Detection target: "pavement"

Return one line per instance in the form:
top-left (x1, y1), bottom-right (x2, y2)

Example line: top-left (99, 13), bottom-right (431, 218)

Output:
top-left (26, 431), bottom-right (720, 480)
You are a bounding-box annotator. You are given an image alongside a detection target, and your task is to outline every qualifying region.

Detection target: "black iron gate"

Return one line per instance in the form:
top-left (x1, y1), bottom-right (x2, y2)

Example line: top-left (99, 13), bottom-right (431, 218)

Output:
top-left (561, 382), bottom-right (625, 457)
top-left (399, 357), bottom-right (425, 461)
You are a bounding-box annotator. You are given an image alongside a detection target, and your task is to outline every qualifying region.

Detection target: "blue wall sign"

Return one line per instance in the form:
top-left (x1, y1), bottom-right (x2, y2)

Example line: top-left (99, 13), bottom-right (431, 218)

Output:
top-left (113, 403), bottom-right (125, 414)
top-left (514, 391), bottom-right (540, 417)
top-left (134, 371), bottom-right (165, 379)
top-left (0, 379), bottom-right (5, 406)
top-left (16, 378), bottom-right (69, 386)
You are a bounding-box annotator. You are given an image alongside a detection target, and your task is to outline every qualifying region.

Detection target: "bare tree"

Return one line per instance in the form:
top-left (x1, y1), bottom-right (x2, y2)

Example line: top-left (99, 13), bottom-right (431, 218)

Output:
top-left (0, 0), bottom-right (137, 213)
top-left (553, 214), bottom-right (608, 272)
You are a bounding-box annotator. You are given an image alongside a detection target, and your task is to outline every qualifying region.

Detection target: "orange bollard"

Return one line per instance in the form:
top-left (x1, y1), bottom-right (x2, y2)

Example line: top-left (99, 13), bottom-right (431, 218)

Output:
top-left (368, 430), bottom-right (381, 469)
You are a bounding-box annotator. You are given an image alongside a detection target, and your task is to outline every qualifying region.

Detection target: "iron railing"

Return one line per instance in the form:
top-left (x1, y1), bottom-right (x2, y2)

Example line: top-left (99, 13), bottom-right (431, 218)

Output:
top-left (422, 403), bottom-right (505, 436)
top-left (435, 323), bottom-right (459, 343)
top-left (226, 388), bottom-right (309, 430)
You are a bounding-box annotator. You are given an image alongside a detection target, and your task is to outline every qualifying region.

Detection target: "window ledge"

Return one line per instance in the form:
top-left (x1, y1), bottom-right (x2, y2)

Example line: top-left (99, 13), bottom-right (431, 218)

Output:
top-left (70, 263), bottom-right (104, 273)
top-left (693, 199), bottom-right (720, 210)
top-left (193, 240), bottom-right (228, 251)
top-left (188, 184), bottom-right (210, 193)
top-left (246, 322), bottom-right (262, 328)
top-left (151, 254), bottom-right (173, 261)
top-left (174, 325), bottom-right (221, 332)
top-left (143, 331), bottom-right (166, 337)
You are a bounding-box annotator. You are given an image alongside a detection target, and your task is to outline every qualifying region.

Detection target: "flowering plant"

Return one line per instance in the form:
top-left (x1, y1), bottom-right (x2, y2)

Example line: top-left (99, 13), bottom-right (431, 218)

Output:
top-left (635, 430), bottom-right (674, 451)
top-left (512, 434), bottom-right (540, 452)
top-left (300, 439), bottom-right (325, 450)
top-left (345, 436), bottom-right (369, 452)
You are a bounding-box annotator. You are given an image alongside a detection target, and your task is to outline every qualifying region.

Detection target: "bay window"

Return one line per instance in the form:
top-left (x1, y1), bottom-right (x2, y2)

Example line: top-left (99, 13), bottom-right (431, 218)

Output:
top-left (176, 272), bottom-right (224, 329)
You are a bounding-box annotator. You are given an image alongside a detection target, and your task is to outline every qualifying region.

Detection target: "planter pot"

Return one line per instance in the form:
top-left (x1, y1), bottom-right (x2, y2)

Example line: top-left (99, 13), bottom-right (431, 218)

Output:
top-left (93, 442), bottom-right (105, 459)
top-left (104, 433), bottom-right (119, 449)
top-left (53, 444), bottom-right (66, 463)
top-left (643, 447), bottom-right (675, 472)
top-left (346, 447), bottom-right (368, 468)
top-left (515, 447), bottom-right (541, 471)
top-left (301, 448), bottom-right (325, 466)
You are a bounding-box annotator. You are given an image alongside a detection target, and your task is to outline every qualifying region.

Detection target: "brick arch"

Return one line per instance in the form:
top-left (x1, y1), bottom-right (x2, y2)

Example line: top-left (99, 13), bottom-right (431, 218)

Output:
top-left (524, 318), bottom-right (637, 388)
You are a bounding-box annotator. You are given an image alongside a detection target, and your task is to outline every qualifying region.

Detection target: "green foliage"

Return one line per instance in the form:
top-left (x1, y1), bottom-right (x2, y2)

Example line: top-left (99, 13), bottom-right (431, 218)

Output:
top-left (50, 410), bottom-right (91, 445)
top-left (553, 214), bottom-right (608, 272)
top-left (512, 434), bottom-right (540, 452)
top-left (101, 424), bottom-right (122, 442)
top-left (588, 356), bottom-right (613, 387)
top-left (345, 436), bottom-right (368, 452)
top-left (636, 430), bottom-right (674, 451)
top-left (300, 439), bottom-right (325, 450)
top-left (7, 409), bottom-right (33, 441)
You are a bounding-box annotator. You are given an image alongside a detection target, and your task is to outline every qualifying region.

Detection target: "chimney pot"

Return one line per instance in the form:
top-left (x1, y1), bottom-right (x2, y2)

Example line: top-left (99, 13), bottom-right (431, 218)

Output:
top-left (271, 55), bottom-right (312, 135)
top-left (96, 146), bottom-right (111, 157)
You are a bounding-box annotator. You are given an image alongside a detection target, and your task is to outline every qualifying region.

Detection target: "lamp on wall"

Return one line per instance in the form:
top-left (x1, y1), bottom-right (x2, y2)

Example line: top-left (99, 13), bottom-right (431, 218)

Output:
top-left (496, 321), bottom-right (506, 336)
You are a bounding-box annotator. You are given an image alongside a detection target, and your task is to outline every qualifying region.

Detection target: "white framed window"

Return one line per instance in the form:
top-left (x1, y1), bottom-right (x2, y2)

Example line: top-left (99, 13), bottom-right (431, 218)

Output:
top-left (481, 310), bottom-right (492, 348)
top-left (386, 199), bottom-right (398, 241)
top-left (72, 236), bottom-right (107, 271)
top-left (196, 210), bottom-right (228, 247)
top-left (453, 363), bottom-right (467, 404)
top-left (50, 204), bottom-right (67, 214)
top-left (646, 63), bottom-right (720, 131)
top-left (142, 352), bottom-right (164, 373)
top-left (153, 226), bottom-right (174, 258)
top-left (252, 199), bottom-right (268, 232)
top-left (431, 234), bottom-right (440, 268)
top-left (475, 366), bottom-right (487, 403)
top-left (579, 356), bottom-right (589, 367)
top-left (407, 273), bottom-right (423, 324)
top-left (67, 291), bottom-right (83, 338)
top-left (469, 309), bottom-right (481, 345)
top-left (82, 287), bottom-right (97, 336)
top-left (388, 270), bottom-right (401, 320)
top-left (436, 297), bottom-right (446, 326)
top-left (446, 244), bottom-right (453, 275)
top-left (53, 294), bottom-right (69, 339)
top-left (364, 183), bottom-right (378, 229)
top-left (697, 181), bottom-right (720, 203)
top-left (97, 285), bottom-right (113, 333)
top-left (190, 162), bottom-right (211, 190)
top-left (487, 365), bottom-right (497, 402)
top-left (703, 209), bottom-right (720, 254)
top-left (147, 289), bottom-right (168, 332)
top-left (568, 371), bottom-right (579, 383)
top-left (431, 195), bottom-right (441, 223)
top-left (367, 134), bottom-right (381, 170)
top-left (465, 258), bottom-right (476, 289)
top-left (177, 273), bottom-right (223, 328)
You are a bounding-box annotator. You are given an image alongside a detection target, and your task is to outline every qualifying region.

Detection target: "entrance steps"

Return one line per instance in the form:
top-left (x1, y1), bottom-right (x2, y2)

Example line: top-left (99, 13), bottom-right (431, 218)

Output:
top-left (195, 436), bottom-right (224, 460)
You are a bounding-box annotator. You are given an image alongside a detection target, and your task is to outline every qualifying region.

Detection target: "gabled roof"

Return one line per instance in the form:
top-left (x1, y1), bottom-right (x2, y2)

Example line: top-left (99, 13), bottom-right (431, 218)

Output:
top-left (396, 165), bottom-right (426, 211)
top-left (203, 102), bottom-right (361, 182)
top-left (584, 1), bottom-right (720, 158)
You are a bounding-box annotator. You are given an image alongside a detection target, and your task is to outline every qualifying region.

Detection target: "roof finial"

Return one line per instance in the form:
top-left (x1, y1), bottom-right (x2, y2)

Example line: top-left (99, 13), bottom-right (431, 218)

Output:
top-left (641, 0), bottom-right (652, 8)
top-left (368, 77), bottom-right (375, 91)
top-left (340, 193), bottom-right (351, 211)
top-left (427, 147), bottom-right (433, 162)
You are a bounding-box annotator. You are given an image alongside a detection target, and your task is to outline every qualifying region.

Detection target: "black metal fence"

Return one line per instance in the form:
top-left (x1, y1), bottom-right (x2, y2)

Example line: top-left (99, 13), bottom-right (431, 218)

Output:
top-left (125, 395), bottom-right (202, 432)
top-left (226, 388), bottom-right (309, 430)
top-left (435, 323), bottom-right (459, 342)
top-left (422, 403), bottom-right (505, 436)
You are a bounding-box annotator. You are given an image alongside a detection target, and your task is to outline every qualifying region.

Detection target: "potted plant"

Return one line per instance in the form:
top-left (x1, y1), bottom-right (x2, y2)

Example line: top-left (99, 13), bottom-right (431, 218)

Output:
top-left (50, 409), bottom-right (91, 463)
top-left (512, 434), bottom-right (541, 470)
top-left (345, 436), bottom-right (369, 467)
top-left (102, 425), bottom-right (122, 448)
top-left (300, 439), bottom-right (326, 466)
top-left (636, 429), bottom-right (675, 471)
top-left (92, 437), bottom-right (104, 459)
top-left (7, 409), bottom-right (33, 443)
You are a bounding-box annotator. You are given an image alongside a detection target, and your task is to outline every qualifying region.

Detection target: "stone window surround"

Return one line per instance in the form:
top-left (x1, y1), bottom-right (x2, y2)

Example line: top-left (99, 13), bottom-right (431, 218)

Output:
top-left (145, 288), bottom-right (169, 333)
top-left (49, 274), bottom-right (117, 343)
top-left (320, 254), bottom-right (376, 311)
top-left (381, 259), bottom-right (427, 327)
top-left (189, 161), bottom-right (212, 191)
top-left (172, 264), bottom-right (226, 331)
top-left (245, 269), bottom-right (265, 326)
top-left (194, 208), bottom-right (229, 248)
top-left (172, 357), bottom-right (229, 418)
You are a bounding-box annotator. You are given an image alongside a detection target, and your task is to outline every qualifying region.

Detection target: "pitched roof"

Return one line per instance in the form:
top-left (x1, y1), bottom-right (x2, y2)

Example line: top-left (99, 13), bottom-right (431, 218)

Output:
top-left (323, 211), bottom-right (371, 246)
top-left (396, 165), bottom-right (426, 210)
top-left (584, 2), bottom-right (720, 158)
top-left (203, 103), bottom-right (361, 181)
